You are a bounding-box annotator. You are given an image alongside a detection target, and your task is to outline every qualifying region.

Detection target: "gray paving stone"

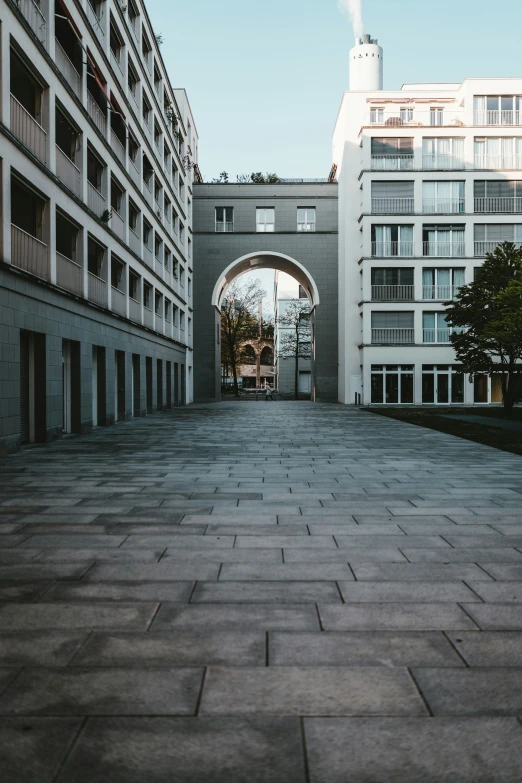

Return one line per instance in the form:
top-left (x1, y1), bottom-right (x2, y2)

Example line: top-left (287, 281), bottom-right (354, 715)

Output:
top-left (43, 581), bottom-right (194, 603)
top-left (235, 535), bottom-right (335, 548)
top-left (319, 603), bottom-right (477, 631)
top-left (403, 548), bottom-right (522, 563)
top-left (270, 631), bottom-right (463, 667)
top-left (56, 717), bottom-right (306, 783)
top-left (336, 535), bottom-right (451, 548)
top-left (337, 581), bottom-right (480, 603)
top-left (121, 535), bottom-right (234, 548)
top-left (162, 548), bottom-right (283, 563)
top-left (0, 667), bottom-right (203, 715)
top-left (219, 563), bottom-right (355, 581)
top-left (199, 666), bottom-right (427, 716)
top-left (0, 564), bottom-right (91, 581)
top-left (284, 547), bottom-right (407, 563)
top-left (478, 564), bottom-right (522, 580)
top-left (192, 581), bottom-right (341, 603)
top-left (352, 563), bottom-right (493, 581)
top-left (85, 563), bottom-right (221, 581)
top-left (0, 581), bottom-right (53, 601)
top-left (304, 717), bottom-right (522, 783)
top-left (0, 631), bottom-right (87, 666)
top-left (18, 548), bottom-right (164, 563)
top-left (466, 581), bottom-right (522, 602)
top-left (447, 632), bottom-right (522, 666)
top-left (0, 717), bottom-right (84, 783)
top-left (73, 631), bottom-right (265, 666)
top-left (0, 603), bottom-right (158, 630)
top-left (308, 523), bottom-right (404, 535)
top-left (412, 667), bottom-right (522, 715)
top-left (0, 669), bottom-right (20, 697)
top-left (151, 604), bottom-right (319, 632)
top-left (461, 604), bottom-right (522, 630)
top-left (19, 534), bottom-right (127, 548)
top-left (0, 535), bottom-right (32, 547)
top-left (207, 524), bottom-right (310, 535)
top-left (399, 524), bottom-right (498, 535)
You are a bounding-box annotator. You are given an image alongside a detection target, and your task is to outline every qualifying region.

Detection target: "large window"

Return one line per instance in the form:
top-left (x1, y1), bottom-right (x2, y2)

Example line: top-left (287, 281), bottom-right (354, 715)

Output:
top-left (474, 224), bottom-right (522, 256)
top-left (474, 137), bottom-right (522, 169)
top-left (371, 268), bottom-right (414, 301)
top-left (474, 180), bottom-right (522, 213)
top-left (423, 225), bottom-right (465, 257)
top-left (371, 365), bottom-right (414, 404)
top-left (371, 225), bottom-right (414, 256)
top-left (430, 108), bottom-right (444, 126)
top-left (256, 208), bottom-right (275, 232)
top-left (422, 365), bottom-right (464, 404)
top-left (422, 181), bottom-right (464, 214)
top-left (371, 181), bottom-right (414, 214)
top-left (371, 138), bottom-right (414, 170)
top-left (371, 312), bottom-right (414, 344)
top-left (422, 268), bottom-right (464, 300)
top-left (297, 208), bottom-right (316, 232)
top-left (422, 138), bottom-right (464, 170)
top-left (422, 312), bottom-right (462, 343)
top-left (474, 96), bottom-right (522, 126)
top-left (215, 207), bottom-right (233, 232)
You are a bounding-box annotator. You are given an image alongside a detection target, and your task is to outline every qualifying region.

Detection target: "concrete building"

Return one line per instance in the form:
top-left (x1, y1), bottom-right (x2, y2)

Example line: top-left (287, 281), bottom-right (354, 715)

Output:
top-left (192, 182), bottom-right (338, 402)
top-left (334, 34), bottom-right (522, 405)
top-left (273, 274), bottom-right (312, 398)
top-left (0, 0), bottom-right (196, 453)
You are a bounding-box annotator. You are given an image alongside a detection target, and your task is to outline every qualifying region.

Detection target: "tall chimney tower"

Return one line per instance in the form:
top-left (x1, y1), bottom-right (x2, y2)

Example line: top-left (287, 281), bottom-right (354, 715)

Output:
top-left (349, 34), bottom-right (383, 91)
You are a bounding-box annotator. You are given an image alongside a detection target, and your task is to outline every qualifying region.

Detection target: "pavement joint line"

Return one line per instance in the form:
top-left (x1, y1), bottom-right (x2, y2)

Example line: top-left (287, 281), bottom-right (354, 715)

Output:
top-left (50, 716), bottom-right (88, 783)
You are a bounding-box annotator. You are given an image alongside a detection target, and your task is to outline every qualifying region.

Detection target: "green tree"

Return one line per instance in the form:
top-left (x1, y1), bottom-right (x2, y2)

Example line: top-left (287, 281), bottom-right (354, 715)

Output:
top-left (445, 242), bottom-right (522, 412)
top-left (278, 300), bottom-right (312, 399)
top-left (221, 278), bottom-right (266, 397)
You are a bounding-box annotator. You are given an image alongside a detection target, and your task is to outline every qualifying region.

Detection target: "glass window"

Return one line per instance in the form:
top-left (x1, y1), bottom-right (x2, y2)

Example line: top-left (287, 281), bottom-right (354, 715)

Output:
top-left (215, 207), bottom-right (234, 232)
top-left (297, 208), bottom-right (316, 232)
top-left (370, 365), bottom-right (414, 404)
top-left (422, 365), bottom-right (465, 404)
top-left (256, 208), bottom-right (275, 232)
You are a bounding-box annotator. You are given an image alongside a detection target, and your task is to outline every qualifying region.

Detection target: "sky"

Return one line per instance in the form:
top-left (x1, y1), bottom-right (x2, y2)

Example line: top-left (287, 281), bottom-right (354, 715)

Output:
top-left (147, 0), bottom-right (522, 182)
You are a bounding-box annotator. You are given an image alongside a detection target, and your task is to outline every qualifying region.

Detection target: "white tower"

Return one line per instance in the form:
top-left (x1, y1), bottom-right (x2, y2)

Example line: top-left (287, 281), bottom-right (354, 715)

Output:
top-left (349, 34), bottom-right (383, 91)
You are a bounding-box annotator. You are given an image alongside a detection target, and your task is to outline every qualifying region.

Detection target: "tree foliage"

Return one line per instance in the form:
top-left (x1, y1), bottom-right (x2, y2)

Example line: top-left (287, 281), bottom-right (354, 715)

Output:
top-left (220, 278), bottom-right (266, 397)
top-left (445, 242), bottom-right (522, 411)
top-left (278, 299), bottom-right (312, 399)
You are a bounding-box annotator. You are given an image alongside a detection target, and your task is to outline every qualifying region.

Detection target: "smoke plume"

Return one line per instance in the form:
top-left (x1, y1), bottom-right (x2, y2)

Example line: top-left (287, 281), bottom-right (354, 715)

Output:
top-left (339, 0), bottom-right (363, 41)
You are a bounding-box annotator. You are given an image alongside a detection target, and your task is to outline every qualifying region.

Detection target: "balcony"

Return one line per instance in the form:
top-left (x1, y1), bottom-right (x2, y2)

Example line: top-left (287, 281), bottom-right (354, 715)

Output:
top-left (423, 328), bottom-right (453, 344)
top-left (110, 210), bottom-right (125, 241)
top-left (88, 272), bottom-right (107, 306)
top-left (143, 306), bottom-right (153, 328)
top-left (371, 285), bottom-right (414, 301)
top-left (16, 0), bottom-right (47, 47)
top-left (56, 146), bottom-right (81, 198)
top-left (366, 109), bottom-right (465, 127)
top-left (129, 228), bottom-right (141, 255)
top-left (86, 2), bottom-right (105, 43)
top-left (371, 241), bottom-right (414, 258)
top-left (475, 197), bottom-right (522, 213)
top-left (371, 328), bottom-right (415, 344)
top-left (474, 110), bottom-right (521, 126)
top-left (56, 252), bottom-right (83, 296)
top-left (422, 198), bottom-right (465, 214)
top-left (474, 155), bottom-right (522, 170)
top-left (10, 94), bottom-right (47, 164)
top-left (371, 155), bottom-right (414, 171)
top-left (423, 155), bottom-right (464, 170)
top-left (128, 17), bottom-right (140, 45)
top-left (11, 224), bottom-right (49, 280)
top-left (422, 285), bottom-right (457, 300)
top-left (155, 258), bottom-right (163, 277)
top-left (143, 181), bottom-right (153, 207)
top-left (111, 286), bottom-right (126, 317)
top-left (110, 50), bottom-right (124, 85)
top-left (87, 182), bottom-right (106, 216)
top-left (371, 198), bottom-right (414, 215)
top-left (474, 241), bottom-right (522, 257)
top-left (110, 130), bottom-right (126, 165)
top-left (423, 241), bottom-right (466, 258)
top-left (129, 297), bottom-right (141, 323)
top-left (55, 40), bottom-right (81, 97)
top-left (129, 88), bottom-right (140, 114)
top-left (128, 158), bottom-right (140, 187)
top-left (87, 92), bottom-right (107, 137)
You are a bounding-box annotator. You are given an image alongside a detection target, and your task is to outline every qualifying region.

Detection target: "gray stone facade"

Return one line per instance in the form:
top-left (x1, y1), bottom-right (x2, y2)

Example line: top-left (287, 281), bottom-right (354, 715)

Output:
top-left (193, 182), bottom-right (338, 402)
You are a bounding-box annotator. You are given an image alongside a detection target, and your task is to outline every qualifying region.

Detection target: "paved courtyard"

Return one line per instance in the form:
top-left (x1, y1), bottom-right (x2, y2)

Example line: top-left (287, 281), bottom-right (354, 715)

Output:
top-left (1, 402), bottom-right (522, 781)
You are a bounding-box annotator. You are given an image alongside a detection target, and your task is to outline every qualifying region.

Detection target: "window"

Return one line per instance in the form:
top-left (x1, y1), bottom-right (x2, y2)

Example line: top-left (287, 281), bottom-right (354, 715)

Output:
top-left (370, 108), bottom-right (384, 124)
top-left (164, 247), bottom-right (171, 272)
top-left (155, 291), bottom-right (162, 316)
top-left (56, 212), bottom-right (79, 262)
top-left (128, 201), bottom-right (140, 235)
top-left (87, 237), bottom-right (105, 277)
top-left (215, 207), bottom-right (234, 232)
top-left (422, 138), bottom-right (464, 170)
top-left (110, 178), bottom-right (124, 216)
top-left (371, 181), bottom-right (414, 214)
top-left (188, 238), bottom-right (192, 259)
top-left (297, 208), bottom-right (316, 232)
top-left (256, 208), bottom-right (275, 232)
top-left (173, 305), bottom-right (178, 326)
top-left (422, 365), bottom-right (465, 404)
top-left (474, 95), bottom-right (522, 125)
top-left (188, 317), bottom-right (192, 336)
top-left (109, 20), bottom-right (123, 64)
top-left (371, 225), bottom-right (414, 256)
top-left (423, 312), bottom-right (462, 343)
top-left (422, 268), bottom-right (465, 300)
top-left (400, 107), bottom-right (414, 123)
top-left (371, 365), bottom-right (414, 404)
top-left (142, 93), bottom-right (152, 128)
top-left (188, 277), bottom-right (192, 296)
top-left (129, 270), bottom-right (140, 301)
top-left (474, 137), bottom-right (522, 169)
top-left (55, 107), bottom-right (80, 164)
top-left (127, 59), bottom-right (139, 98)
top-left (154, 235), bottom-right (162, 260)
top-left (110, 255), bottom-right (125, 291)
top-left (154, 120), bottom-right (161, 150)
top-left (142, 31), bottom-right (152, 69)
top-left (474, 224), bottom-right (522, 256)
top-left (371, 138), bottom-right (414, 170)
top-left (143, 155), bottom-right (153, 190)
top-left (474, 180), bottom-right (522, 213)
top-left (143, 219), bottom-right (152, 249)
top-left (180, 222), bottom-right (185, 244)
top-left (172, 208), bottom-right (179, 234)
top-left (422, 182), bottom-right (464, 214)
top-left (154, 63), bottom-right (162, 94)
top-left (143, 281), bottom-right (152, 309)
top-left (87, 146), bottom-right (105, 191)
top-left (180, 267), bottom-right (185, 288)
top-left (180, 311), bottom-right (185, 330)
top-left (164, 299), bottom-right (171, 322)
top-left (371, 268), bottom-right (414, 300)
top-left (430, 108), bottom-right (444, 126)
top-left (423, 225), bottom-right (465, 257)
top-left (371, 312), bottom-right (414, 344)
top-left (128, 132), bottom-right (140, 166)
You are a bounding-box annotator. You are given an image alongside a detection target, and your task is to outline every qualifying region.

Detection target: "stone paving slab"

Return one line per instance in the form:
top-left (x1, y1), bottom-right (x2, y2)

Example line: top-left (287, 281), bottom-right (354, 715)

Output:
top-left (337, 581), bottom-right (480, 603)
top-left (318, 603), bottom-right (478, 631)
top-left (0, 717), bottom-right (84, 783)
top-left (447, 631), bottom-right (522, 666)
top-left (412, 667), bottom-right (522, 715)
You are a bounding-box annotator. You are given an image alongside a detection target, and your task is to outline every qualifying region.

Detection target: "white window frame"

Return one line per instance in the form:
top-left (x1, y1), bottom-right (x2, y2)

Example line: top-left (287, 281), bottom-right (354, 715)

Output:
top-left (370, 364), bottom-right (414, 404)
top-left (297, 207), bottom-right (316, 232)
top-left (422, 365), bottom-right (465, 404)
top-left (215, 207), bottom-right (234, 233)
top-left (256, 207), bottom-right (275, 233)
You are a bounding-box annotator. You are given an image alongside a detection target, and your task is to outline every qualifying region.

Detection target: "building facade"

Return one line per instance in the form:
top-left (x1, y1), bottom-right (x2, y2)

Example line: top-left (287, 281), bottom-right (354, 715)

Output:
top-left (0, 0), bottom-right (196, 453)
top-left (334, 34), bottom-right (522, 406)
top-left (192, 182), bottom-right (338, 403)
top-left (273, 275), bottom-right (312, 398)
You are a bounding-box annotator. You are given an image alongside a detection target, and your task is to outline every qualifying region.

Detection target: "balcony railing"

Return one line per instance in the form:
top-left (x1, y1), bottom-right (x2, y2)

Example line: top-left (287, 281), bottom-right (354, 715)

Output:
top-left (56, 252), bottom-right (83, 295)
top-left (475, 240), bottom-right (522, 257)
top-left (423, 241), bottom-right (466, 258)
top-left (110, 50), bottom-right (124, 85)
top-left (474, 155), bottom-right (522, 170)
top-left (128, 157), bottom-right (140, 186)
top-left (371, 155), bottom-right (414, 171)
top-left (110, 130), bottom-right (126, 165)
top-left (423, 328), bottom-right (452, 344)
top-left (371, 198), bottom-right (414, 214)
top-left (16, 0), bottom-right (47, 47)
top-left (142, 244), bottom-right (153, 266)
top-left (56, 146), bottom-right (81, 198)
top-left (88, 272), bottom-right (107, 306)
top-left (366, 110), bottom-right (465, 127)
top-left (87, 92), bottom-right (107, 137)
top-left (143, 180), bottom-right (153, 207)
top-left (371, 328), bottom-right (415, 344)
top-left (10, 94), bottom-right (47, 163)
top-left (129, 296), bottom-right (141, 323)
top-left (216, 222), bottom-right (234, 233)
top-left (86, 1), bottom-right (104, 42)
top-left (422, 155), bottom-right (464, 170)
top-left (87, 182), bottom-right (106, 216)
top-left (111, 286), bottom-right (126, 316)
top-left (422, 198), bottom-right (465, 214)
top-left (422, 285), bottom-right (457, 300)
top-left (371, 241), bottom-right (414, 257)
top-left (143, 306), bottom-right (153, 328)
top-left (11, 224), bottom-right (49, 279)
top-left (55, 39), bottom-right (81, 97)
top-left (129, 228), bottom-right (141, 255)
top-left (110, 209), bottom-right (125, 240)
top-left (371, 285), bottom-right (414, 301)
top-left (474, 110), bottom-right (521, 126)
top-left (475, 197), bottom-right (522, 213)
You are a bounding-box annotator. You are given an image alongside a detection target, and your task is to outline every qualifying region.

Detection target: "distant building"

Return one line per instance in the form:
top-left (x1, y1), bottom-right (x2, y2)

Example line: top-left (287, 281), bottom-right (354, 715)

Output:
top-left (274, 275), bottom-right (312, 397)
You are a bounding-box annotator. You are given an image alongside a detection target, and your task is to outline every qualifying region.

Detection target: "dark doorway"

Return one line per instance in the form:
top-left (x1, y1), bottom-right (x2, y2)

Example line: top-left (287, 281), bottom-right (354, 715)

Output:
top-left (166, 361), bottom-right (172, 408)
top-left (157, 359), bottom-right (163, 410)
top-left (174, 362), bottom-right (179, 406)
top-left (146, 357), bottom-right (153, 414)
top-left (116, 350), bottom-right (126, 421)
top-left (132, 354), bottom-right (140, 416)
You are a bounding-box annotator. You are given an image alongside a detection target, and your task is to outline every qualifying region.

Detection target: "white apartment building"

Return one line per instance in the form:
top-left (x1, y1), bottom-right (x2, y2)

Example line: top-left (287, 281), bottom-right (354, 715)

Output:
top-left (333, 34), bottom-right (522, 406)
top-left (0, 0), bottom-right (197, 451)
